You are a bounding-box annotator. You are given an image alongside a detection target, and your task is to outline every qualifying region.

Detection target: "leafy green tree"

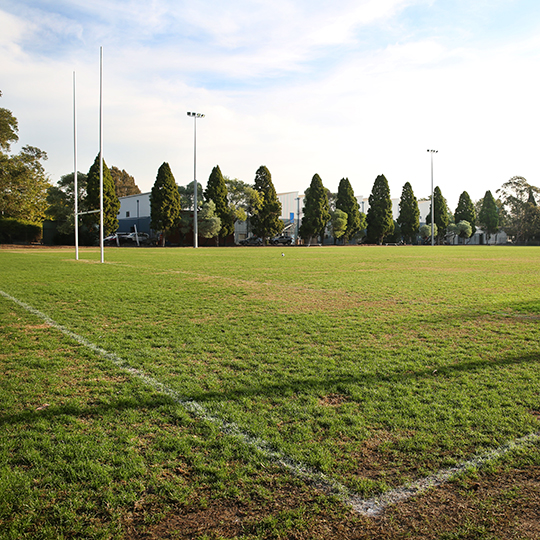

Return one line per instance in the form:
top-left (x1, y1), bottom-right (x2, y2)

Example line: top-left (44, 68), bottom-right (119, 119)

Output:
top-left (454, 191), bottom-right (476, 236)
top-left (335, 177), bottom-right (361, 242)
top-left (522, 202), bottom-right (540, 243)
top-left (457, 220), bottom-right (472, 239)
top-left (330, 209), bottom-right (347, 242)
top-left (355, 211), bottom-right (368, 241)
top-left (198, 200), bottom-right (221, 242)
top-left (0, 91), bottom-right (19, 152)
top-left (448, 220), bottom-right (472, 242)
top-left (299, 174), bottom-right (330, 244)
top-left (224, 177), bottom-right (262, 239)
top-left (205, 165), bottom-right (234, 244)
top-left (497, 176), bottom-right (540, 243)
top-left (110, 166), bottom-right (141, 197)
top-left (251, 166), bottom-right (283, 241)
top-left (397, 182), bottom-right (419, 244)
top-left (0, 146), bottom-right (51, 223)
top-left (477, 190), bottom-right (499, 242)
top-left (420, 223), bottom-right (437, 240)
top-left (85, 154), bottom-right (120, 236)
top-left (366, 174), bottom-right (394, 244)
top-left (426, 186), bottom-right (449, 244)
top-left (178, 181), bottom-right (204, 211)
top-left (0, 95), bottom-right (50, 224)
top-left (46, 172), bottom-right (88, 236)
top-left (224, 177), bottom-right (261, 223)
top-left (150, 162), bottom-right (181, 244)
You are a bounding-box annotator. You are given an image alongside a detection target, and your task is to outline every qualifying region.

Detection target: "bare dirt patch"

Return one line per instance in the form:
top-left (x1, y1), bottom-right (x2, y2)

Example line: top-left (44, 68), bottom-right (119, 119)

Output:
top-left (318, 393), bottom-right (349, 407)
top-left (124, 465), bottom-right (540, 539)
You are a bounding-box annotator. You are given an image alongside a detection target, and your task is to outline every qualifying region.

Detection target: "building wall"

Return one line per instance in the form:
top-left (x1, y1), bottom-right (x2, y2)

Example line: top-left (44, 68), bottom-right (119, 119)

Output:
top-left (117, 192), bottom-right (152, 234)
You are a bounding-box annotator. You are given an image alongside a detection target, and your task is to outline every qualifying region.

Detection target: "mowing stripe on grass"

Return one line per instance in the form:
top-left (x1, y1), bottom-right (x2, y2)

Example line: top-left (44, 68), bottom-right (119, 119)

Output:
top-left (2, 288), bottom-right (538, 517)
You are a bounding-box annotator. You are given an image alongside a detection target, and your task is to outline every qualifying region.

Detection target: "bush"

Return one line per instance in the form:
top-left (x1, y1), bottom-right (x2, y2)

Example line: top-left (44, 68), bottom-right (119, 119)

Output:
top-left (0, 218), bottom-right (42, 244)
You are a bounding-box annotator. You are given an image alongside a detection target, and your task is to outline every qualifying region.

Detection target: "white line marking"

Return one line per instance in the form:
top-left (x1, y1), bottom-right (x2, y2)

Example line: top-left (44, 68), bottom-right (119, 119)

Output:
top-left (2, 288), bottom-right (538, 516)
top-left (350, 431), bottom-right (540, 516)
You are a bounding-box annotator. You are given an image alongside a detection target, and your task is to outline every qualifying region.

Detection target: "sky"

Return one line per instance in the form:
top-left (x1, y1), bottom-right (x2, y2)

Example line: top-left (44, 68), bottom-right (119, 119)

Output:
top-left (1, 0), bottom-right (539, 210)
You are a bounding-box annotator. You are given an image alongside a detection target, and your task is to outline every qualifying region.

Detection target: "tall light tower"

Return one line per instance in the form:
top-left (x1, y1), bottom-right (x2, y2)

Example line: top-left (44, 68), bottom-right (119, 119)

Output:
top-left (187, 112), bottom-right (205, 248)
top-left (427, 149), bottom-right (438, 246)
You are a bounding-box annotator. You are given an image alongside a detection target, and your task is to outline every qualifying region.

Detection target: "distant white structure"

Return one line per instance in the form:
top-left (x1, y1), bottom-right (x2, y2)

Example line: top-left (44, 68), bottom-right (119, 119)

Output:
top-left (117, 192), bottom-right (152, 234)
top-left (234, 191), bottom-right (304, 243)
top-left (356, 196), bottom-right (431, 224)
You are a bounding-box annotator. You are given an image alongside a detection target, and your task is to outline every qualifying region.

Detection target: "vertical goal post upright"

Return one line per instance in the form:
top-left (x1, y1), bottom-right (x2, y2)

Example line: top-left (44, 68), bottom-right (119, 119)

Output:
top-left (73, 48), bottom-right (105, 262)
top-left (99, 46), bottom-right (104, 263)
top-left (73, 71), bottom-right (79, 261)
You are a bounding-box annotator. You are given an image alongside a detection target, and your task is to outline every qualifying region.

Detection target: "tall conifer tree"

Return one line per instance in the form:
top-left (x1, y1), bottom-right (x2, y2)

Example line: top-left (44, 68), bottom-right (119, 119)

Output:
top-left (426, 186), bottom-right (449, 243)
top-left (366, 174), bottom-right (394, 244)
top-left (300, 174), bottom-right (330, 243)
top-left (205, 165), bottom-right (234, 243)
top-left (251, 166), bottom-right (283, 241)
top-left (478, 190), bottom-right (499, 242)
top-left (335, 177), bottom-right (361, 242)
top-left (150, 162), bottom-right (181, 244)
top-left (85, 154), bottom-right (120, 236)
top-left (454, 191), bottom-right (476, 236)
top-left (397, 182), bottom-right (419, 244)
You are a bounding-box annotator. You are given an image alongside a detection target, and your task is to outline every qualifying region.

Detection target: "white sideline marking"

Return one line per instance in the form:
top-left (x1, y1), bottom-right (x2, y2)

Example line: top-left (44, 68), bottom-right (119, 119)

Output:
top-left (349, 431), bottom-right (540, 516)
top-left (2, 288), bottom-right (539, 517)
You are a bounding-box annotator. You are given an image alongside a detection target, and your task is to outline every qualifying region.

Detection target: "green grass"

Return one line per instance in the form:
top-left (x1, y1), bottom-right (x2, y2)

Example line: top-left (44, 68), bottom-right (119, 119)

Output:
top-left (1, 245), bottom-right (539, 538)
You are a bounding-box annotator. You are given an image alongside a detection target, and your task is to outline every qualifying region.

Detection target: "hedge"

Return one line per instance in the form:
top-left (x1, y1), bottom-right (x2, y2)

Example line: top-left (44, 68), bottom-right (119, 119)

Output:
top-left (0, 218), bottom-right (43, 244)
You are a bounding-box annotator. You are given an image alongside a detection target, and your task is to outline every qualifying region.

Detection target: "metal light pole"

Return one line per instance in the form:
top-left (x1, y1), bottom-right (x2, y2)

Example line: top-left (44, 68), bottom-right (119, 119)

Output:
top-left (427, 149), bottom-right (438, 246)
top-left (187, 112), bottom-right (205, 248)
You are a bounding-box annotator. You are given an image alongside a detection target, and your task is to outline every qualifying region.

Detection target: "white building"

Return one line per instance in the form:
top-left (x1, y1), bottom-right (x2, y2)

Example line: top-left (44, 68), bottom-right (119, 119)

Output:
top-left (117, 192), bottom-right (152, 234)
top-left (234, 191), bottom-right (304, 243)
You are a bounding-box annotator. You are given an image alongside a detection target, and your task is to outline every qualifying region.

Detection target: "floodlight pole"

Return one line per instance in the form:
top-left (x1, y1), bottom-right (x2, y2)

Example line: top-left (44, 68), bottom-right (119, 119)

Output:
top-left (73, 71), bottom-right (79, 261)
top-left (427, 149), bottom-right (438, 246)
top-left (99, 46), bottom-right (104, 263)
top-left (187, 112), bottom-right (204, 248)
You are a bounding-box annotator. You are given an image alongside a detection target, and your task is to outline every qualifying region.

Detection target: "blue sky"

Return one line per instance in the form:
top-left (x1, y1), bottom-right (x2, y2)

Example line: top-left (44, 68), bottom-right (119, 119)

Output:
top-left (1, 0), bottom-right (539, 209)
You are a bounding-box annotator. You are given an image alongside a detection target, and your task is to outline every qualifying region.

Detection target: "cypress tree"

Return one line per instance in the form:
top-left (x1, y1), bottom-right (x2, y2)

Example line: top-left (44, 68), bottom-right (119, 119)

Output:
top-left (150, 162), bottom-right (181, 243)
top-left (426, 186), bottom-right (449, 244)
top-left (478, 190), bottom-right (499, 242)
top-left (366, 174), bottom-right (394, 244)
top-left (299, 174), bottom-right (331, 243)
top-left (251, 166), bottom-right (283, 241)
top-left (335, 177), bottom-right (361, 242)
top-left (85, 153), bottom-right (120, 236)
top-left (454, 191), bottom-right (476, 236)
top-left (205, 165), bottom-right (234, 244)
top-left (397, 182), bottom-right (420, 244)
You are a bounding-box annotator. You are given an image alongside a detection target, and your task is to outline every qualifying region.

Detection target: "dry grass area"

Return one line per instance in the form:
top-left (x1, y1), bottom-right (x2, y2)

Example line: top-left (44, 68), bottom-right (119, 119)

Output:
top-left (128, 464), bottom-right (540, 540)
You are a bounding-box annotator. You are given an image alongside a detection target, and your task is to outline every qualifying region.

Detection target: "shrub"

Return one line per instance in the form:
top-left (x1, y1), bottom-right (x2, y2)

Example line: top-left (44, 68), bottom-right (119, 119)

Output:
top-left (0, 218), bottom-right (42, 244)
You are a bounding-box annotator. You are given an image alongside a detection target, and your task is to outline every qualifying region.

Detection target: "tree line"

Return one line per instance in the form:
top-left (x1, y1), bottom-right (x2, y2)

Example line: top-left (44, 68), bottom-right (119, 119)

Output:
top-left (149, 163), bottom-right (283, 245)
top-left (2, 91), bottom-right (539, 245)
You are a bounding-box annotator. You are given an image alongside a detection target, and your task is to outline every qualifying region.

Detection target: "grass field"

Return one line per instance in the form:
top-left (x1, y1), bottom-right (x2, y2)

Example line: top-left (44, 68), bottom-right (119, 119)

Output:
top-left (1, 245), bottom-right (539, 539)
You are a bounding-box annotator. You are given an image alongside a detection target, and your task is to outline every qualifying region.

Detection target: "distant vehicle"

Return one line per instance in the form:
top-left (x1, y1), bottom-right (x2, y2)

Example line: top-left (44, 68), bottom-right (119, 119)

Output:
top-left (104, 232), bottom-right (150, 246)
top-left (239, 236), bottom-right (263, 246)
top-left (104, 232), bottom-right (130, 246)
top-left (124, 232), bottom-right (151, 245)
top-left (270, 235), bottom-right (293, 245)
